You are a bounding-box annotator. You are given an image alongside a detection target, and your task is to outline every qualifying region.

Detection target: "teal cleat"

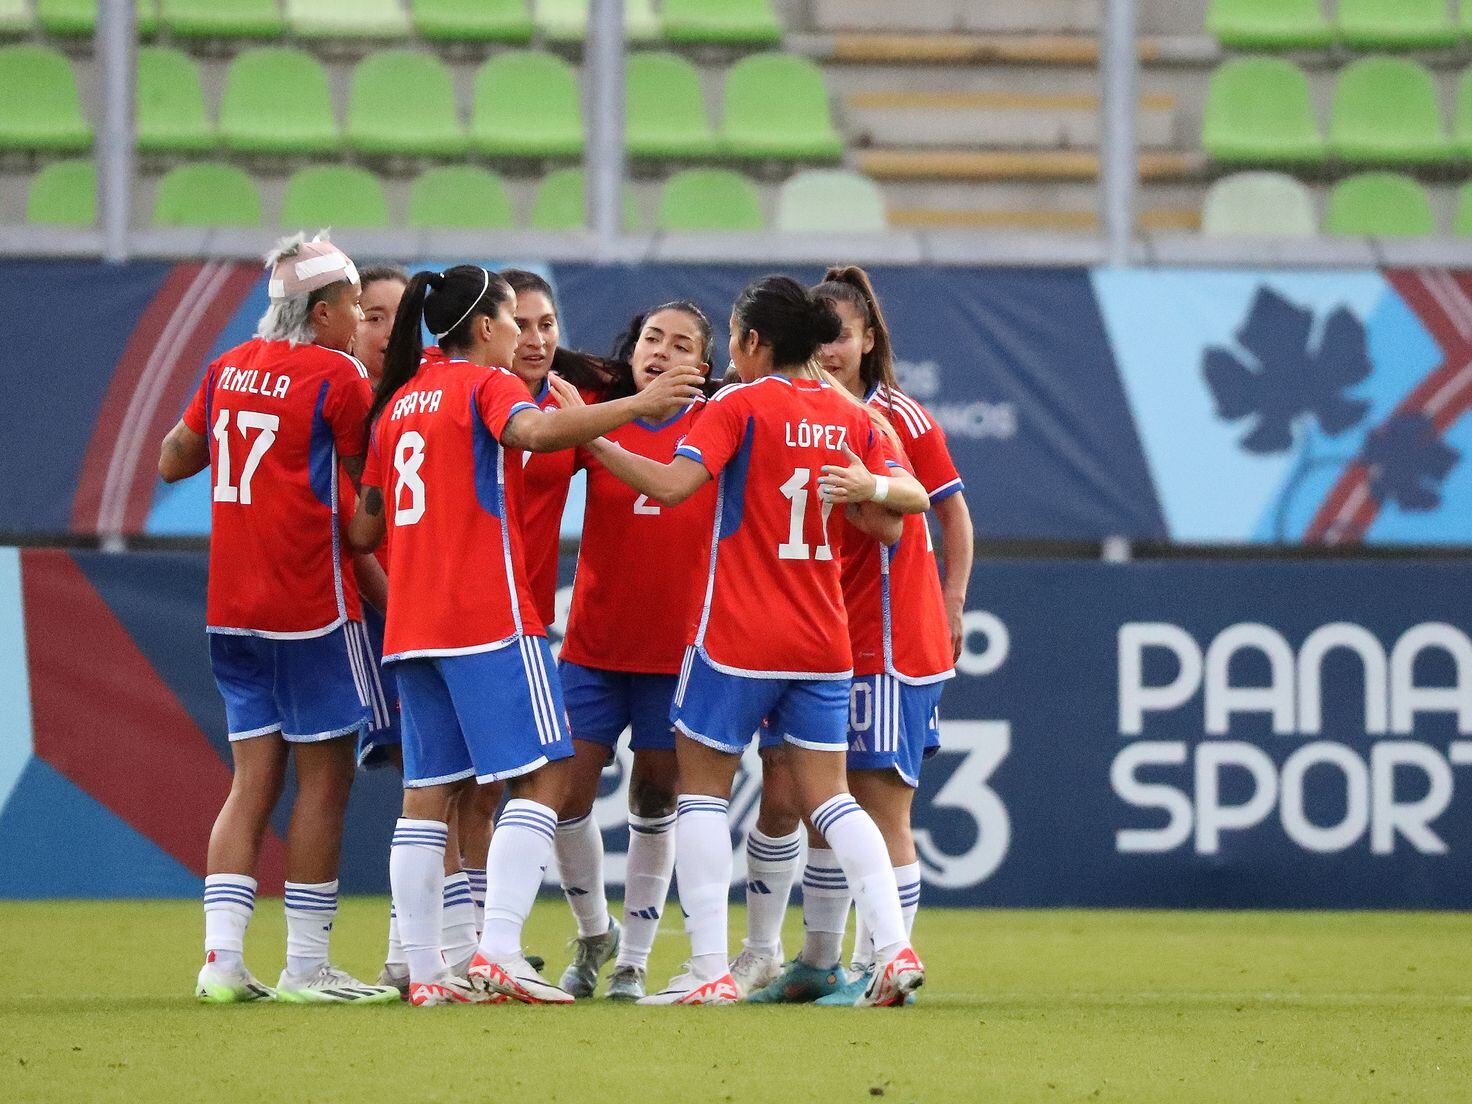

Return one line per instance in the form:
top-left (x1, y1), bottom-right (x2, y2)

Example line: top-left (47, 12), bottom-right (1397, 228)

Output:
top-left (559, 917), bottom-right (621, 998)
top-left (813, 966), bottom-right (872, 1006)
top-left (606, 964), bottom-right (646, 1002)
top-left (746, 959), bottom-right (847, 1004)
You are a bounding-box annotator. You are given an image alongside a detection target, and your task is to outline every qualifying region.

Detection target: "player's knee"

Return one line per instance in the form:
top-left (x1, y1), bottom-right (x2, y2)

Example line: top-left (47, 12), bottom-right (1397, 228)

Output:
top-left (629, 774), bottom-right (676, 818)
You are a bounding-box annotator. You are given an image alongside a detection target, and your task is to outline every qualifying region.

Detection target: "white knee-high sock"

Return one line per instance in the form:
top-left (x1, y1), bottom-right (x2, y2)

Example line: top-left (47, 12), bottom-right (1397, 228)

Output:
top-left (674, 795), bottom-right (733, 981)
top-left (284, 880), bottom-right (338, 978)
top-left (385, 905), bottom-right (406, 971)
top-left (799, 848), bottom-right (849, 967)
top-left (743, 827), bottom-right (801, 957)
top-left (851, 908), bottom-right (873, 971)
top-left (390, 818), bottom-right (448, 984)
top-left (479, 799), bottom-right (557, 962)
top-left (555, 813), bottom-right (611, 938)
top-left (440, 871), bottom-right (480, 972)
top-left (463, 866), bottom-right (487, 934)
top-left (895, 861), bottom-right (921, 939)
top-left (203, 873), bottom-right (256, 970)
top-left (811, 795), bottom-right (906, 960)
top-left (619, 811), bottom-right (676, 970)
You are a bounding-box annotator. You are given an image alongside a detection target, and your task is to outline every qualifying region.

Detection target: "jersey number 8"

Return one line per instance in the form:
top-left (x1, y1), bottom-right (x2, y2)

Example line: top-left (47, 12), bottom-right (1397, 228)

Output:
top-left (393, 432), bottom-right (427, 525)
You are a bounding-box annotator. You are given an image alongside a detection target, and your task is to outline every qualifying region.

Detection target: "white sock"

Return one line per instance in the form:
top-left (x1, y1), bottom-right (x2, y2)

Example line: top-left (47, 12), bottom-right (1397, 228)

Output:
top-left (440, 871), bottom-right (480, 973)
top-left (463, 866), bottom-right (487, 933)
top-left (674, 794), bottom-right (733, 981)
top-left (799, 848), bottom-right (848, 968)
top-left (619, 811), bottom-right (676, 970)
top-left (284, 879), bottom-right (337, 978)
top-left (811, 795), bottom-right (907, 960)
top-left (390, 818), bottom-right (448, 984)
top-left (385, 905), bottom-right (406, 970)
top-left (479, 799), bottom-right (557, 962)
top-left (851, 908), bottom-right (873, 971)
top-left (895, 861), bottom-right (921, 939)
top-left (203, 873), bottom-right (256, 970)
top-left (555, 813), bottom-right (611, 938)
top-left (743, 827), bottom-right (801, 957)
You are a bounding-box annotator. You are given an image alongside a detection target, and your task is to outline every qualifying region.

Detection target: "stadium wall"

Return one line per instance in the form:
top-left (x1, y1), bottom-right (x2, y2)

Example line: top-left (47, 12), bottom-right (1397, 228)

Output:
top-left (4, 261), bottom-right (1472, 546)
top-left (2, 546), bottom-right (1470, 907)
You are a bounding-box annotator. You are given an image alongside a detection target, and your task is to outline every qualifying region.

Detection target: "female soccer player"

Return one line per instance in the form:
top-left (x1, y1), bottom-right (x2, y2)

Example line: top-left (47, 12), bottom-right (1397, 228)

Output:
top-left (581, 275), bottom-right (931, 1007)
top-left (348, 266), bottom-right (703, 1006)
top-left (160, 232), bottom-right (398, 1005)
top-left (552, 300), bottom-right (718, 1001)
top-left (738, 266), bottom-right (974, 1006)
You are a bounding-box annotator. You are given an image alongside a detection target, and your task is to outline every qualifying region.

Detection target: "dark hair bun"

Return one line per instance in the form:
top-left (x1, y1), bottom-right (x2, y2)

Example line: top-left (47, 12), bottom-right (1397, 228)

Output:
top-left (806, 294), bottom-right (842, 347)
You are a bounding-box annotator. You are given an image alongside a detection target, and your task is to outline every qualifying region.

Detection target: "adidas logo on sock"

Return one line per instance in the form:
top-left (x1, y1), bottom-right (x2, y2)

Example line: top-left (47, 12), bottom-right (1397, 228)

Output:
top-left (629, 907), bottom-right (661, 920)
top-left (748, 881), bottom-right (771, 895)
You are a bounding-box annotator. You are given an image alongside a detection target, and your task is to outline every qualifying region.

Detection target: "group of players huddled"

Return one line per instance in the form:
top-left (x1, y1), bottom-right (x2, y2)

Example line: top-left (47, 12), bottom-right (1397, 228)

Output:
top-left (159, 231), bottom-right (973, 1008)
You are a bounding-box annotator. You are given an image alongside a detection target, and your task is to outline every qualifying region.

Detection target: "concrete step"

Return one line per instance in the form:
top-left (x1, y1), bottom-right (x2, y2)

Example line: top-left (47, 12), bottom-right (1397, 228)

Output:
top-left (858, 147), bottom-right (1206, 182)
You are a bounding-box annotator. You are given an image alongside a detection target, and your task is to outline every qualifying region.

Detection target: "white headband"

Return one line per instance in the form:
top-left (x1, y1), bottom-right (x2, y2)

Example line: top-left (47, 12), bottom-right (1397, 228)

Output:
top-left (432, 267), bottom-right (491, 340)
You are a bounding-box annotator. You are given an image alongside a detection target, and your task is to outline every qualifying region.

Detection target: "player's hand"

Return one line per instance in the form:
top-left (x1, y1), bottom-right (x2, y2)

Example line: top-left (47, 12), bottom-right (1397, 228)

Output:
top-left (546, 371), bottom-right (586, 410)
top-left (818, 446), bottom-right (879, 504)
top-left (635, 365), bottom-right (705, 421)
top-left (949, 607), bottom-right (964, 662)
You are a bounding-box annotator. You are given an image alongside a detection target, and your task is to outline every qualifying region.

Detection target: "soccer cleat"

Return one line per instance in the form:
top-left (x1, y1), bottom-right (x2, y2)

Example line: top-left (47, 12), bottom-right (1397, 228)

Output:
top-left (408, 975), bottom-right (480, 1006)
top-left (273, 964), bottom-right (402, 1004)
top-left (195, 958), bottom-right (274, 1004)
top-left (728, 946), bottom-right (784, 998)
top-left (746, 959), bottom-right (847, 1004)
top-left (377, 963), bottom-right (410, 997)
top-left (605, 964), bottom-right (646, 1002)
top-left (637, 971), bottom-right (740, 1006)
top-left (856, 946), bottom-right (925, 1008)
top-left (814, 965), bottom-right (873, 1006)
top-left (467, 953), bottom-right (575, 1004)
top-left (559, 918), bottom-right (621, 998)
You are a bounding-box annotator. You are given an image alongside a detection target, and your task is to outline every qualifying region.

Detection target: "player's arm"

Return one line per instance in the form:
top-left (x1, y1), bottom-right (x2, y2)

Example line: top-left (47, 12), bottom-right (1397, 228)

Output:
top-left (846, 501), bottom-right (904, 546)
top-left (585, 437), bottom-right (711, 506)
top-left (158, 419), bottom-right (209, 483)
top-left (818, 447), bottom-right (930, 514)
top-left (933, 491), bottom-right (974, 661)
top-left (341, 453), bottom-right (365, 491)
top-left (353, 550), bottom-right (388, 612)
top-left (500, 369), bottom-right (704, 454)
top-left (349, 486), bottom-right (386, 554)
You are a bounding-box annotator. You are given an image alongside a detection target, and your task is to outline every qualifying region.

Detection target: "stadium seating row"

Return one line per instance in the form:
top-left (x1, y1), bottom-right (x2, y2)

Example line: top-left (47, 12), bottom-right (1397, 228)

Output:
top-left (0, 0), bottom-right (781, 45)
top-left (1207, 0), bottom-right (1467, 51)
top-left (24, 162), bottom-right (888, 232)
top-left (1202, 170), bottom-right (1467, 236)
top-left (0, 44), bottom-right (842, 161)
top-left (1204, 55), bottom-right (1472, 165)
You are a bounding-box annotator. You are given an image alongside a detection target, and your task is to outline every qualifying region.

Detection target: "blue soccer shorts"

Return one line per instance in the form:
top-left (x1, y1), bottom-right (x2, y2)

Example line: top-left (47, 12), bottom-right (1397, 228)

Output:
top-left (670, 646), bottom-right (849, 755)
top-left (846, 673), bottom-right (945, 788)
top-left (559, 661), bottom-right (678, 755)
top-left (355, 603), bottom-right (402, 769)
top-left (393, 635), bottom-right (573, 787)
top-left (210, 620), bottom-right (385, 744)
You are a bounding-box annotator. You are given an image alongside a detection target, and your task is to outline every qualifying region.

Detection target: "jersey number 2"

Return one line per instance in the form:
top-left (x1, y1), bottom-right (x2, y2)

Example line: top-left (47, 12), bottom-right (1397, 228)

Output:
top-left (212, 409), bottom-right (279, 504)
top-left (777, 468), bottom-right (834, 561)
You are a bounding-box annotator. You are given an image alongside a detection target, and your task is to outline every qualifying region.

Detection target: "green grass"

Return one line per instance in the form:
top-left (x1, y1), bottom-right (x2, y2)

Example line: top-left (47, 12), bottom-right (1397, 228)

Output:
top-left (0, 900), bottom-right (1469, 1103)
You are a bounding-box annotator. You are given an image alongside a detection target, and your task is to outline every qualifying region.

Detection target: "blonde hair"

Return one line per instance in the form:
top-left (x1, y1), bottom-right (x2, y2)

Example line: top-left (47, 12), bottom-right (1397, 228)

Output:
top-left (797, 358), bottom-right (900, 447)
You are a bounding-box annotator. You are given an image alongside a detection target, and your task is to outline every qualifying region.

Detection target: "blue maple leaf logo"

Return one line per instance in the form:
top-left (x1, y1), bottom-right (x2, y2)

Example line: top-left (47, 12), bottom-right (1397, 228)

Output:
top-left (1203, 287), bottom-right (1371, 453)
top-left (1361, 411), bottom-right (1460, 512)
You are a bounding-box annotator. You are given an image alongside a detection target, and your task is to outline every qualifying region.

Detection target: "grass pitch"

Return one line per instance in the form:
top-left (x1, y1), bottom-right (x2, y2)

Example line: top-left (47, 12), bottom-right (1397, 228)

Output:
top-left (0, 900), bottom-right (1468, 1103)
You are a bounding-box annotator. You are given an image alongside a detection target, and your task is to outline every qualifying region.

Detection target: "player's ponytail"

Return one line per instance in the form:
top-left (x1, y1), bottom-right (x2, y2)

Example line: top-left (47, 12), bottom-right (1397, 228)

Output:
top-left (813, 265), bottom-right (897, 400)
top-left (732, 275), bottom-right (842, 369)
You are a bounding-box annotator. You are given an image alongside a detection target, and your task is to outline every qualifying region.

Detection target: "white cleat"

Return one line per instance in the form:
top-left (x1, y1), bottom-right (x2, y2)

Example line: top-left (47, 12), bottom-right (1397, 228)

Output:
top-left (637, 971), bottom-right (740, 1006)
top-left (729, 946), bottom-right (784, 998)
top-left (377, 963), bottom-right (410, 998)
top-left (195, 958), bottom-right (274, 1004)
top-left (274, 964), bottom-right (401, 1005)
top-left (409, 975), bottom-right (484, 1006)
top-left (466, 953), bottom-right (575, 1005)
top-left (856, 946), bottom-right (925, 1008)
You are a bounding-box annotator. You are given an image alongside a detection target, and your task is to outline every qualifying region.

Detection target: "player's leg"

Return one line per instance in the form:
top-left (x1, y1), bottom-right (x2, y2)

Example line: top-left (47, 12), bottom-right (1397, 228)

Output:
top-left (459, 779), bottom-right (500, 931)
top-left (552, 734), bottom-right (619, 995)
top-left (607, 743), bottom-right (676, 1001)
top-left (439, 789), bottom-right (480, 977)
top-left (732, 738), bottom-right (802, 996)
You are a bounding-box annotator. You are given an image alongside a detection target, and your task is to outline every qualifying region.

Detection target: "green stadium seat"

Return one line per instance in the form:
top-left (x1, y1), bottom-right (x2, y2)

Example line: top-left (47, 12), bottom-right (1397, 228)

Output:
top-left (530, 167), bottom-right (637, 231)
top-left (775, 169), bottom-right (887, 231)
top-left (1204, 0), bottom-right (1331, 49)
top-left (27, 160), bottom-right (94, 225)
top-left (160, 0), bottom-right (284, 38)
top-left (153, 163), bottom-right (262, 227)
top-left (1453, 183), bottom-right (1472, 235)
top-left (281, 165), bottom-right (388, 228)
top-left (1455, 68), bottom-right (1472, 158)
top-left (1200, 172), bottom-right (1316, 236)
top-left (1337, 0), bottom-right (1457, 50)
top-left (657, 169), bottom-right (762, 230)
top-left (286, 0), bottom-right (409, 39)
top-left (1330, 58), bottom-right (1450, 165)
top-left (534, 0), bottom-right (660, 43)
top-left (409, 166), bottom-right (514, 229)
top-left (719, 53), bottom-right (843, 161)
top-left (1325, 173), bottom-right (1434, 236)
top-left (136, 47), bottom-right (213, 154)
top-left (36, 0), bottom-right (160, 36)
top-left (411, 0), bottom-right (533, 43)
top-left (0, 0), bottom-right (30, 36)
top-left (471, 52), bottom-right (582, 158)
top-left (219, 48), bottom-right (339, 157)
top-left (627, 52), bottom-right (715, 160)
top-left (1201, 58), bottom-right (1324, 165)
top-left (662, 0), bottom-right (780, 46)
top-left (346, 51), bottom-right (465, 158)
top-left (0, 45), bottom-right (91, 154)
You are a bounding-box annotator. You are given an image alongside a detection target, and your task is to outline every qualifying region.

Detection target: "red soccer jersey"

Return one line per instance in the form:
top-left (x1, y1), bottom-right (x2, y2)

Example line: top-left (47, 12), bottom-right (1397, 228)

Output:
top-left (841, 389), bottom-right (958, 683)
top-left (519, 380), bottom-right (581, 628)
top-left (361, 354), bottom-right (543, 660)
top-left (183, 339), bottom-right (370, 637)
top-left (560, 401), bottom-right (716, 676)
top-left (674, 375), bottom-right (897, 679)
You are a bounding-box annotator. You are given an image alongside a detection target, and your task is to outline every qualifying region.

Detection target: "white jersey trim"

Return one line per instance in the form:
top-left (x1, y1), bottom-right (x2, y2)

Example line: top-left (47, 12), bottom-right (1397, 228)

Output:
top-left (382, 633), bottom-right (520, 664)
top-left (207, 615), bottom-right (346, 640)
top-left (698, 646), bottom-right (852, 683)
